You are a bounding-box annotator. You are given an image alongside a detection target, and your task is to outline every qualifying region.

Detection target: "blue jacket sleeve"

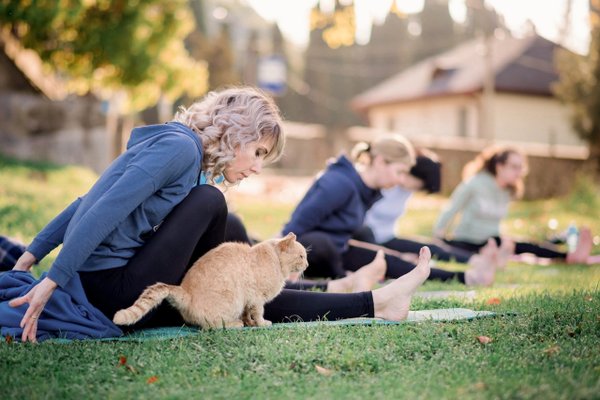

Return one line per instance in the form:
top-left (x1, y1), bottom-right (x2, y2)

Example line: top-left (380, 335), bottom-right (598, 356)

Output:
top-left (47, 137), bottom-right (198, 288)
top-left (282, 172), bottom-right (353, 237)
top-left (27, 197), bottom-right (82, 261)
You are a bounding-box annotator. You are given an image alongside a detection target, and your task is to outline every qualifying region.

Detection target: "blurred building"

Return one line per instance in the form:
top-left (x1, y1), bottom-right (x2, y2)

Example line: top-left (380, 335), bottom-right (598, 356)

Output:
top-left (351, 34), bottom-right (586, 149)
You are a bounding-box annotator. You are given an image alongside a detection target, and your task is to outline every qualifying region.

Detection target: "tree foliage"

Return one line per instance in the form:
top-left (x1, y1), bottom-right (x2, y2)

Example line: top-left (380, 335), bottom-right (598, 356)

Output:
top-left (0, 0), bottom-right (208, 112)
top-left (554, 0), bottom-right (600, 171)
top-left (187, 23), bottom-right (238, 92)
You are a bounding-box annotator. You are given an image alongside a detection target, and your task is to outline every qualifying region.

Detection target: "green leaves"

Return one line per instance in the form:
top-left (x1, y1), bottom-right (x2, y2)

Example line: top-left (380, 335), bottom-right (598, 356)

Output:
top-left (0, 0), bottom-right (207, 112)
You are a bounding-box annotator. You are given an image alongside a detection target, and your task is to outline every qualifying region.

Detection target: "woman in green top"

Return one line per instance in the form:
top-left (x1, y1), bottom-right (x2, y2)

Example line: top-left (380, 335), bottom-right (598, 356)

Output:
top-left (434, 146), bottom-right (593, 265)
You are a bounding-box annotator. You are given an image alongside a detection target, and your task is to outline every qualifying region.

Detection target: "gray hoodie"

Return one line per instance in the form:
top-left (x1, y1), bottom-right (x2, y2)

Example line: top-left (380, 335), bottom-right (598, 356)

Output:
top-left (28, 122), bottom-right (203, 288)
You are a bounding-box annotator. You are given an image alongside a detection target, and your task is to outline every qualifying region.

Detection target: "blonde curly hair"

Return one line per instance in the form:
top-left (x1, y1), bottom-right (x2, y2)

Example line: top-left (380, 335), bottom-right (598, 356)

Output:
top-left (173, 87), bottom-right (284, 184)
top-left (351, 134), bottom-right (416, 167)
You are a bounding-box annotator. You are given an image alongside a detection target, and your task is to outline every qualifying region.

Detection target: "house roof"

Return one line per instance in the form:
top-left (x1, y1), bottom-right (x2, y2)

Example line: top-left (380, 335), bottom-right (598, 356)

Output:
top-left (351, 34), bottom-right (562, 112)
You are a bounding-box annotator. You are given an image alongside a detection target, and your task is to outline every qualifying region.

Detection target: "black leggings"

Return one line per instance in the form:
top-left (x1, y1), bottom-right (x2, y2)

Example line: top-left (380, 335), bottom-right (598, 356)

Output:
top-left (444, 237), bottom-right (567, 259)
top-left (298, 231), bottom-right (465, 283)
top-left (352, 226), bottom-right (472, 263)
top-left (382, 238), bottom-right (473, 264)
top-left (80, 188), bottom-right (374, 329)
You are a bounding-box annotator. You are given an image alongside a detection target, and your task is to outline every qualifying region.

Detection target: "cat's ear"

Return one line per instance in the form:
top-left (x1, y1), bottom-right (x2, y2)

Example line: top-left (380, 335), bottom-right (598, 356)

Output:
top-left (278, 232), bottom-right (296, 251)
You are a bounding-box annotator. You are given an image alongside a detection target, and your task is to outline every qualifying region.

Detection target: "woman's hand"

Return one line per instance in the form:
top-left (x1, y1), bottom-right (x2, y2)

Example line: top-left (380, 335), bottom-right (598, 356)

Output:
top-left (9, 277), bottom-right (58, 343)
top-left (12, 251), bottom-right (37, 272)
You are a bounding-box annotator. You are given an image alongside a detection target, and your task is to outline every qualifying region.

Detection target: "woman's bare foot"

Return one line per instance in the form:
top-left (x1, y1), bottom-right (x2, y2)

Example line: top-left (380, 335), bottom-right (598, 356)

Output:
top-left (372, 247), bottom-right (431, 321)
top-left (327, 250), bottom-right (386, 293)
top-left (567, 227), bottom-right (593, 264)
top-left (496, 237), bottom-right (515, 270)
top-left (465, 239), bottom-right (497, 286)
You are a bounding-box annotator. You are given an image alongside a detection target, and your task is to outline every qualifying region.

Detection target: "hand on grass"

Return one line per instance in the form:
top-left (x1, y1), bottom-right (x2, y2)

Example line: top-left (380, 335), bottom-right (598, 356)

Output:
top-left (9, 277), bottom-right (57, 343)
top-left (12, 251), bottom-right (37, 272)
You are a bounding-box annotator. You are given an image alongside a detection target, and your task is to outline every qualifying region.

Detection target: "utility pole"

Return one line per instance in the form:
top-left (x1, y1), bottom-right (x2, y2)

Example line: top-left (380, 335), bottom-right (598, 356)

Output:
top-left (481, 31), bottom-right (495, 142)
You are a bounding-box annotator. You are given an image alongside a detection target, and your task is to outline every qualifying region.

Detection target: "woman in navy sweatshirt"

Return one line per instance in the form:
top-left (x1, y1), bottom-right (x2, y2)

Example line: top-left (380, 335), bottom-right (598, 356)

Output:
top-left (281, 135), bottom-right (497, 286)
top-left (5, 88), bottom-right (432, 342)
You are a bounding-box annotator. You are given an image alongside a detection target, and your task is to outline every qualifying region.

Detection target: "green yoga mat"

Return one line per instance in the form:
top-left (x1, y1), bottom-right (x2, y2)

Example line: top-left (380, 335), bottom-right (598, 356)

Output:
top-left (49, 308), bottom-right (501, 343)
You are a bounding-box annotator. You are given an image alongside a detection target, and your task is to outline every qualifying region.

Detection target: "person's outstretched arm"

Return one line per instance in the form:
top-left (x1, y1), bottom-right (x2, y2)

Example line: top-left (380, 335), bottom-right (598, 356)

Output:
top-left (433, 180), bottom-right (473, 238)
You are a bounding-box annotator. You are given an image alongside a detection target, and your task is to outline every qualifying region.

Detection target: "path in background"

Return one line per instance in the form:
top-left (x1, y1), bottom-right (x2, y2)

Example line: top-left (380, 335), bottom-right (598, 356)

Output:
top-left (226, 172), bottom-right (447, 209)
top-left (227, 173), bottom-right (313, 204)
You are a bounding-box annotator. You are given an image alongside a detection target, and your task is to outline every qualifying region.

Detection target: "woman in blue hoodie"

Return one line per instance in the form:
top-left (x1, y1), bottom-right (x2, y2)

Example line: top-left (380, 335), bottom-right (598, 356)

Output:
top-left (281, 135), bottom-right (497, 286)
top-left (5, 88), bottom-right (432, 342)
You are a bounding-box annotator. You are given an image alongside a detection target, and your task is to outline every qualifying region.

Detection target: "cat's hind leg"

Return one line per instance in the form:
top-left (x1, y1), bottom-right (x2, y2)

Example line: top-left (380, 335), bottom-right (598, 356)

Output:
top-left (223, 319), bottom-right (244, 329)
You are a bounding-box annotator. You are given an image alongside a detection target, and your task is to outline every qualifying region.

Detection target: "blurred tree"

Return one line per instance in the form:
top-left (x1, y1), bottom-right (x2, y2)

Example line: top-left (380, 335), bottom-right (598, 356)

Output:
top-left (207, 23), bottom-right (239, 90)
top-left (186, 0), bottom-right (238, 92)
top-left (554, 0), bottom-right (600, 173)
top-left (300, 0), bottom-right (485, 128)
top-left (0, 0), bottom-right (207, 112)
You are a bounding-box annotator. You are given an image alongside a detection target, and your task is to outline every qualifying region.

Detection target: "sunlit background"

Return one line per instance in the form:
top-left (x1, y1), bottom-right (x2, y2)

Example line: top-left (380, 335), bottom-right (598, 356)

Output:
top-left (247, 0), bottom-right (589, 53)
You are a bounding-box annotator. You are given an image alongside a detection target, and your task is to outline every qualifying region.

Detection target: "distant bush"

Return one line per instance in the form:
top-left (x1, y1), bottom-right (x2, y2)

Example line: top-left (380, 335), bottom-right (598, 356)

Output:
top-left (564, 172), bottom-right (600, 219)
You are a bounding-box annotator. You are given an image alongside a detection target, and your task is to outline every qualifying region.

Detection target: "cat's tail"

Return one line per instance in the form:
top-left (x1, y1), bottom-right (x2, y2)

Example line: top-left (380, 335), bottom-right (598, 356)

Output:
top-left (113, 282), bottom-right (186, 326)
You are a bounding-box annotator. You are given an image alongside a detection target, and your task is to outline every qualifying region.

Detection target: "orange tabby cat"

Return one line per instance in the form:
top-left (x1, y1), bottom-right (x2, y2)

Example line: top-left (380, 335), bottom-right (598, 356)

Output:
top-left (113, 232), bottom-right (308, 329)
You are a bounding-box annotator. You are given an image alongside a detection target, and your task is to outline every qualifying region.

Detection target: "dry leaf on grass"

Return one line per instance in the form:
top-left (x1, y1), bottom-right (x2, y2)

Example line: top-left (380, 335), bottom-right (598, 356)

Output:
top-left (477, 335), bottom-right (492, 344)
top-left (315, 365), bottom-right (334, 376)
top-left (486, 297), bottom-right (501, 305)
top-left (118, 356), bottom-right (127, 366)
top-left (543, 345), bottom-right (560, 356)
top-left (125, 365), bottom-right (138, 374)
top-left (147, 376), bottom-right (158, 384)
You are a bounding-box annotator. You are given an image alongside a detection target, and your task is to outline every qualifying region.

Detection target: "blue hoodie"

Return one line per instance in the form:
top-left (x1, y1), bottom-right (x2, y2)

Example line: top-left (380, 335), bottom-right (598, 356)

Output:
top-left (282, 156), bottom-right (381, 252)
top-left (27, 122), bottom-right (203, 288)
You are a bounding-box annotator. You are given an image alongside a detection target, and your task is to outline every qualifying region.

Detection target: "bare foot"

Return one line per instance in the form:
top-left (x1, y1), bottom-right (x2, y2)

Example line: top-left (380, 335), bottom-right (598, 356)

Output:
top-left (327, 250), bottom-right (386, 293)
top-left (496, 237), bottom-right (515, 270)
top-left (465, 239), bottom-right (497, 286)
top-left (372, 247), bottom-right (431, 321)
top-left (567, 227), bottom-right (593, 264)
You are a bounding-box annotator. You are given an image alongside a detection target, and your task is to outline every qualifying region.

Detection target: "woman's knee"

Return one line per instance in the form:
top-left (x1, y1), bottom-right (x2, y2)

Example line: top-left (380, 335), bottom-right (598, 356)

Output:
top-left (298, 232), bottom-right (339, 265)
top-left (299, 232), bottom-right (336, 253)
top-left (186, 185), bottom-right (228, 216)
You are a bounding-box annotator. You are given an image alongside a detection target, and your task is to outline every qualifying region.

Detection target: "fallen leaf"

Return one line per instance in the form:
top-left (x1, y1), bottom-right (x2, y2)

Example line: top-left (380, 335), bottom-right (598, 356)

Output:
top-left (147, 376), bottom-right (158, 384)
top-left (486, 297), bottom-right (501, 305)
top-left (543, 345), bottom-right (560, 356)
top-left (584, 295), bottom-right (593, 302)
top-left (473, 382), bottom-right (487, 390)
top-left (315, 365), bottom-right (334, 377)
top-left (118, 356), bottom-right (127, 366)
top-left (477, 336), bottom-right (492, 344)
top-left (125, 365), bottom-right (138, 374)
top-left (5, 335), bottom-right (13, 344)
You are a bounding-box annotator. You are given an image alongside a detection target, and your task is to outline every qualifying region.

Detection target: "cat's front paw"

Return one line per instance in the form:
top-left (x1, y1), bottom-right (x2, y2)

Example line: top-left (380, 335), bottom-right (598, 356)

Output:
top-left (256, 319), bottom-right (272, 327)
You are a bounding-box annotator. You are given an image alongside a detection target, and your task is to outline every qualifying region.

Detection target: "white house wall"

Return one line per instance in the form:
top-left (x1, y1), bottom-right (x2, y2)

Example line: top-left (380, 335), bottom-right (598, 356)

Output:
top-left (367, 93), bottom-right (584, 147)
top-left (492, 93), bottom-right (584, 146)
top-left (368, 96), bottom-right (478, 140)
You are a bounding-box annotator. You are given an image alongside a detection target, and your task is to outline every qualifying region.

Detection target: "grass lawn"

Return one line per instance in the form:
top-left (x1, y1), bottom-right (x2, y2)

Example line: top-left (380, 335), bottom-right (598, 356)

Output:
top-left (1, 155), bottom-right (599, 399)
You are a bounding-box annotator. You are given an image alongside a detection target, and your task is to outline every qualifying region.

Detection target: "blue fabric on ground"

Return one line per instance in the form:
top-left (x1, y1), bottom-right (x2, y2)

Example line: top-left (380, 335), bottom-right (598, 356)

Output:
top-left (0, 270), bottom-right (123, 341)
